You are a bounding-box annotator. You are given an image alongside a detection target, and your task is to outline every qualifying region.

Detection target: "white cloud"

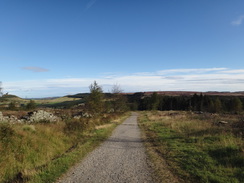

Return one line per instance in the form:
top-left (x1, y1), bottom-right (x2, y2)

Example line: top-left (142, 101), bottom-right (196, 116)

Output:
top-left (219, 69), bottom-right (244, 74)
top-left (22, 67), bottom-right (49, 72)
top-left (231, 15), bottom-right (244, 26)
top-left (3, 68), bottom-right (244, 98)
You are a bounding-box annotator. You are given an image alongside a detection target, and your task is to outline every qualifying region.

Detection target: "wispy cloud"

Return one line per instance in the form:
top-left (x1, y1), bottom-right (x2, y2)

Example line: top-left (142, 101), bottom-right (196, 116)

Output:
top-left (156, 68), bottom-right (227, 75)
top-left (22, 67), bottom-right (49, 72)
top-left (4, 68), bottom-right (244, 98)
top-left (231, 15), bottom-right (244, 26)
top-left (219, 69), bottom-right (244, 74)
top-left (86, 0), bottom-right (97, 10)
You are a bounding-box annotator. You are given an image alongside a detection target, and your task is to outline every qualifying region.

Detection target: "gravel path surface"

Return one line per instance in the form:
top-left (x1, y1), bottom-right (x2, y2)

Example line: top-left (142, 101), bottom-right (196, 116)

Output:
top-left (57, 112), bottom-right (156, 183)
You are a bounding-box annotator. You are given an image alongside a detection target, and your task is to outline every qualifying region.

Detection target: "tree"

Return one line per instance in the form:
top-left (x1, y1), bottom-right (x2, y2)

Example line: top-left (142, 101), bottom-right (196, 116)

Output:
top-left (230, 97), bottom-right (242, 113)
top-left (214, 98), bottom-right (222, 113)
top-left (26, 100), bottom-right (36, 110)
top-left (111, 84), bottom-right (127, 113)
top-left (191, 93), bottom-right (204, 111)
top-left (8, 101), bottom-right (17, 110)
top-left (0, 82), bottom-right (3, 97)
top-left (208, 98), bottom-right (222, 113)
top-left (111, 84), bottom-right (123, 94)
top-left (86, 81), bottom-right (104, 115)
top-left (150, 92), bottom-right (159, 110)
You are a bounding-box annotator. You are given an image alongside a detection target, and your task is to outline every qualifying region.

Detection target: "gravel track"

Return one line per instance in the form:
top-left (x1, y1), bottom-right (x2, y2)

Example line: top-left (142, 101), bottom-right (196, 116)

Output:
top-left (57, 112), bottom-right (156, 183)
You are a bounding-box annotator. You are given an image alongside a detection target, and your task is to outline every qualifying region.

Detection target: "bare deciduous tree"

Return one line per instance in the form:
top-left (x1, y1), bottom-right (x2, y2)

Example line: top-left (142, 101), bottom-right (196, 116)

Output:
top-left (111, 84), bottom-right (127, 113)
top-left (0, 82), bottom-right (3, 97)
top-left (111, 84), bottom-right (123, 94)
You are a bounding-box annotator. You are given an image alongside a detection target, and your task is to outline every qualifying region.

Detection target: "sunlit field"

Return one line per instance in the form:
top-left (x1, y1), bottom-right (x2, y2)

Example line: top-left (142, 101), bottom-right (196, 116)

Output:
top-left (139, 111), bottom-right (244, 183)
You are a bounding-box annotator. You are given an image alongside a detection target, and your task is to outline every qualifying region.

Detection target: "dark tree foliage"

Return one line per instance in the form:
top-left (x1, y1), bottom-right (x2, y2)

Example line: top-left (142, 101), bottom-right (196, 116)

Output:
top-left (150, 92), bottom-right (160, 110)
top-left (26, 100), bottom-right (36, 110)
top-left (127, 93), bottom-right (144, 110)
top-left (8, 102), bottom-right (17, 110)
top-left (230, 97), bottom-right (243, 113)
top-left (128, 93), bottom-right (244, 113)
top-left (86, 81), bottom-right (104, 115)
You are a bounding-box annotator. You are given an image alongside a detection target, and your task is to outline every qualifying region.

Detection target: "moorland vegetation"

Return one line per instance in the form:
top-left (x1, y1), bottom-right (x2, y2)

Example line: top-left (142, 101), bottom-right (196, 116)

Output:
top-left (0, 81), bottom-right (128, 183)
top-left (139, 111), bottom-right (244, 183)
top-left (0, 81), bottom-right (244, 183)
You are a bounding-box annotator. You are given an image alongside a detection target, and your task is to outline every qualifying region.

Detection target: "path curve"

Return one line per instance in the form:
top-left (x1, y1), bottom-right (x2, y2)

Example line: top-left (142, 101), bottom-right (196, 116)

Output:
top-left (57, 112), bottom-right (155, 183)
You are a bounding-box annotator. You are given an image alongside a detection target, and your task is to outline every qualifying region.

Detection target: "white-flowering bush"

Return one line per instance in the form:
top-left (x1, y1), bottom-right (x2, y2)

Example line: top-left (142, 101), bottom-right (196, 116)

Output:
top-left (29, 110), bottom-right (59, 123)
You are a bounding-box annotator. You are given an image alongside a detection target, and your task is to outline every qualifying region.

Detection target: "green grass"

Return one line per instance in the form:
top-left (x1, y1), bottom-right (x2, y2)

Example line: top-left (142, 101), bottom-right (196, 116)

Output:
top-left (0, 95), bottom-right (84, 109)
top-left (0, 112), bottom-right (129, 183)
top-left (34, 96), bottom-right (82, 104)
top-left (38, 99), bottom-right (84, 108)
top-left (28, 126), bottom-right (118, 183)
top-left (0, 122), bottom-right (73, 182)
top-left (139, 111), bottom-right (244, 183)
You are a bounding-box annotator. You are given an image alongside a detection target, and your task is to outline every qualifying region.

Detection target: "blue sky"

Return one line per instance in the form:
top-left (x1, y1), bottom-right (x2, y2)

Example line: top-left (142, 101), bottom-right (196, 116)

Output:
top-left (1, 0), bottom-right (244, 98)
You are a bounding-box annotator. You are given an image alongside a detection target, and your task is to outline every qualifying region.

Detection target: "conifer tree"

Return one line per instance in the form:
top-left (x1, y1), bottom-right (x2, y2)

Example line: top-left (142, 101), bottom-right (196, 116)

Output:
top-left (230, 97), bottom-right (242, 113)
top-left (86, 81), bottom-right (104, 115)
top-left (150, 92), bottom-right (160, 110)
top-left (214, 98), bottom-right (222, 113)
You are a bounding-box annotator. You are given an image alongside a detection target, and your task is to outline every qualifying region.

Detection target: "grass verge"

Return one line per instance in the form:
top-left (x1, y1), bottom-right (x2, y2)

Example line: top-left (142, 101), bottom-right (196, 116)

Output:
top-left (0, 112), bottom-right (130, 183)
top-left (139, 111), bottom-right (244, 183)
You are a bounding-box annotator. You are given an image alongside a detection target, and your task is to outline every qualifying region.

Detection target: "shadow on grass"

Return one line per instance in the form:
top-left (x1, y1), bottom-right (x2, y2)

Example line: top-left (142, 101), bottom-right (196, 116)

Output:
top-left (208, 146), bottom-right (244, 168)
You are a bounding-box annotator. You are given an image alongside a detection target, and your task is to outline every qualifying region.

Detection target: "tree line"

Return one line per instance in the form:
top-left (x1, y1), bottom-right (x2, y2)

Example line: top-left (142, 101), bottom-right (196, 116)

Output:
top-left (127, 92), bottom-right (243, 113)
top-left (1, 80), bottom-right (243, 114)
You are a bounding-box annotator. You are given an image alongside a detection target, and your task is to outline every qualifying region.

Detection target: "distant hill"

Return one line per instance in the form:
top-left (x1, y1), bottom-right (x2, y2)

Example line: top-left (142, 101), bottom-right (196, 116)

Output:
top-left (0, 94), bottom-right (27, 103)
top-left (3, 91), bottom-right (244, 102)
top-left (65, 93), bottom-right (89, 98)
top-left (0, 94), bottom-right (86, 109)
top-left (2, 91), bottom-right (244, 109)
top-left (1, 94), bottom-right (21, 99)
top-left (126, 91), bottom-right (244, 97)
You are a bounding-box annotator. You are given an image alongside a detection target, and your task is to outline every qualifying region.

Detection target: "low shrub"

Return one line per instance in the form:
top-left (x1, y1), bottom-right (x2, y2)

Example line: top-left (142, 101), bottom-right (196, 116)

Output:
top-left (22, 125), bottom-right (36, 132)
top-left (64, 118), bottom-right (87, 134)
top-left (0, 123), bottom-right (15, 143)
